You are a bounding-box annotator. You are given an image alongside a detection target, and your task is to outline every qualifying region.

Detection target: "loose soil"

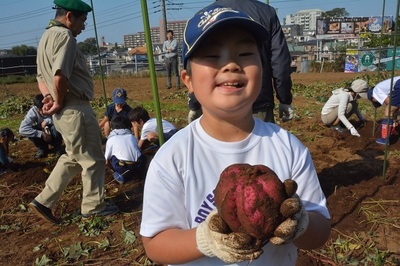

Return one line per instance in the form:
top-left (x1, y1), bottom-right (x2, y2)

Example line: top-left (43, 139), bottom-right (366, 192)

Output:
top-left (1, 72), bottom-right (399, 265)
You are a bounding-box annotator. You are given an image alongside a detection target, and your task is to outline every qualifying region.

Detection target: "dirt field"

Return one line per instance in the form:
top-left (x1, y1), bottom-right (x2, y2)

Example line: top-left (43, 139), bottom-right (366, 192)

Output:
top-left (0, 72), bottom-right (399, 265)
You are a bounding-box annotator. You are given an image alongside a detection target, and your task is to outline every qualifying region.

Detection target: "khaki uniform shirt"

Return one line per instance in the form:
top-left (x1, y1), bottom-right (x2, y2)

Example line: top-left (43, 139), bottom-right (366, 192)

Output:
top-left (36, 25), bottom-right (94, 101)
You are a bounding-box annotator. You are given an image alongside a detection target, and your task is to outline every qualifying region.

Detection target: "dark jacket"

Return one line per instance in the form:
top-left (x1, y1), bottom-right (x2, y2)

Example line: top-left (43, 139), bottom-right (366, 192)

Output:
top-left (215, 0), bottom-right (293, 111)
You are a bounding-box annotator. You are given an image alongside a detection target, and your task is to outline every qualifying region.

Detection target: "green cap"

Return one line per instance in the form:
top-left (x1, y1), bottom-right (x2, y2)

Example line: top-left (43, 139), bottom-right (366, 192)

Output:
top-left (53, 0), bottom-right (92, 13)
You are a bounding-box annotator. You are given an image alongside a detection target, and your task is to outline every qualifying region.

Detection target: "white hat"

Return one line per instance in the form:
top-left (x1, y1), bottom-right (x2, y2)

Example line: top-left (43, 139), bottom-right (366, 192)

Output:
top-left (351, 79), bottom-right (369, 99)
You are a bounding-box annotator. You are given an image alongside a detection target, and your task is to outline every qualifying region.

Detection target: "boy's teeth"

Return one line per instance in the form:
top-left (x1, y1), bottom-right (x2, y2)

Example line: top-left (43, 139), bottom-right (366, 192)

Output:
top-left (224, 82), bottom-right (240, 86)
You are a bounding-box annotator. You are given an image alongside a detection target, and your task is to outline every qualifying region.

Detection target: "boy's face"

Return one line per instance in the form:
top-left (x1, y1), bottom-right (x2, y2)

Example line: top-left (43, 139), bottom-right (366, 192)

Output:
top-left (181, 26), bottom-right (262, 119)
top-left (132, 120), bottom-right (144, 130)
top-left (115, 103), bottom-right (125, 109)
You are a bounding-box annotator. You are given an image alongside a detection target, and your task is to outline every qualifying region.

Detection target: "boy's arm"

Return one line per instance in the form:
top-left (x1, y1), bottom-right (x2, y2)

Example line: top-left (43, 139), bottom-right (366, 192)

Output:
top-left (99, 116), bottom-right (108, 128)
top-left (137, 138), bottom-right (145, 149)
top-left (294, 211), bottom-right (331, 250)
top-left (142, 228), bottom-right (202, 264)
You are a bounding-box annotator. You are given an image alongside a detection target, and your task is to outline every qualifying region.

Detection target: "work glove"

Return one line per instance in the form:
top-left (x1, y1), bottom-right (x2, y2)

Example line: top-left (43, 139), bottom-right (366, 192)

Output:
top-left (350, 127), bottom-right (360, 137)
top-left (278, 104), bottom-right (294, 122)
top-left (196, 210), bottom-right (263, 263)
top-left (42, 127), bottom-right (52, 143)
top-left (269, 180), bottom-right (309, 245)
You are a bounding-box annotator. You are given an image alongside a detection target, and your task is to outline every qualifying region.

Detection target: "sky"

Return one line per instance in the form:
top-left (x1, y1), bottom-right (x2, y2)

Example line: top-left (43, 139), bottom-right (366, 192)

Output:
top-left (0, 0), bottom-right (397, 50)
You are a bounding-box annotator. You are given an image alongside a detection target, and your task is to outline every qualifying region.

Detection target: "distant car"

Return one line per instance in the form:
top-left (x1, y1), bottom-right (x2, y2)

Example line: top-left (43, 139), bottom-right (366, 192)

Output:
top-left (130, 55), bottom-right (148, 63)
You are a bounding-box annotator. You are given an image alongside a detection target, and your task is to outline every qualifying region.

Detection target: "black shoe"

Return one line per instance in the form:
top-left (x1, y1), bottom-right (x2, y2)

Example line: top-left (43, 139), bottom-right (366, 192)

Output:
top-left (35, 150), bottom-right (47, 158)
top-left (29, 199), bottom-right (60, 224)
top-left (167, 86), bottom-right (172, 89)
top-left (332, 125), bottom-right (347, 133)
top-left (54, 147), bottom-right (65, 157)
top-left (81, 201), bottom-right (119, 219)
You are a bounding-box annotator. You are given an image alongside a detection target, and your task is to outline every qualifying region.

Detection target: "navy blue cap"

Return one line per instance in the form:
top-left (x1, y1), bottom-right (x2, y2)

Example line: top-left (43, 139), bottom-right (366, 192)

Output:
top-left (112, 88), bottom-right (127, 104)
top-left (182, 4), bottom-right (270, 69)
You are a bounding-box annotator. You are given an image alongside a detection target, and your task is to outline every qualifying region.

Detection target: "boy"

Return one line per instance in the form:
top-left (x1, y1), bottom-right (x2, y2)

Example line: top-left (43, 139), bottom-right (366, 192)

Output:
top-left (19, 94), bottom-right (64, 158)
top-left (0, 128), bottom-right (14, 176)
top-left (99, 87), bottom-right (133, 137)
top-left (140, 4), bottom-right (331, 265)
top-left (128, 106), bottom-right (177, 149)
top-left (321, 79), bottom-right (369, 137)
top-left (104, 116), bottom-right (146, 184)
top-left (367, 76), bottom-right (400, 144)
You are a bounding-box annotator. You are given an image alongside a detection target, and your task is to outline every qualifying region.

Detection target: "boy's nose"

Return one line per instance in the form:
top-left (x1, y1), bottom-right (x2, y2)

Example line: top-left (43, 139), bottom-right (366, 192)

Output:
top-left (222, 61), bottom-right (242, 73)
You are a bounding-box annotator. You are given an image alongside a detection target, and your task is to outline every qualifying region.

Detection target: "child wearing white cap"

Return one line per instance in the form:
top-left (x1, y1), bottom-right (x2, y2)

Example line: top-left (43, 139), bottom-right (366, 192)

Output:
top-left (321, 79), bottom-right (369, 137)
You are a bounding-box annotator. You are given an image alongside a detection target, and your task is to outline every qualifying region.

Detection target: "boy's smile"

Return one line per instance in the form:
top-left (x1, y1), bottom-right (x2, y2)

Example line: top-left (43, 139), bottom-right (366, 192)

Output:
top-left (182, 26), bottom-right (262, 119)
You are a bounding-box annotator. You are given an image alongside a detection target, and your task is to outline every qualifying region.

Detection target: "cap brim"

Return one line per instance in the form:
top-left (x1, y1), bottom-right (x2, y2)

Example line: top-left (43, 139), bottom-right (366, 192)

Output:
top-left (113, 98), bottom-right (126, 104)
top-left (358, 92), bottom-right (368, 99)
top-left (184, 18), bottom-right (269, 66)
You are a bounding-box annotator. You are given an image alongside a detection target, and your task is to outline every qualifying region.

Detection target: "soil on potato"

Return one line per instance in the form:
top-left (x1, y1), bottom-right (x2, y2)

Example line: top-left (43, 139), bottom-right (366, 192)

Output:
top-left (1, 72), bottom-right (399, 265)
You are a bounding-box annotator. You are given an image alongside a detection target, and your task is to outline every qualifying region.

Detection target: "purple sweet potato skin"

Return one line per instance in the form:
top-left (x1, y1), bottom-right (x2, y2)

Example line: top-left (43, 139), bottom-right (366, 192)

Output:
top-left (214, 164), bottom-right (287, 240)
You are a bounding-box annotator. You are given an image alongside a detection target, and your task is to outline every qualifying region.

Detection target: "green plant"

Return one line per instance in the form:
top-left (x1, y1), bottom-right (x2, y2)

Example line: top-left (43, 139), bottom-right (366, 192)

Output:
top-left (35, 254), bottom-right (52, 266)
top-left (78, 217), bottom-right (110, 237)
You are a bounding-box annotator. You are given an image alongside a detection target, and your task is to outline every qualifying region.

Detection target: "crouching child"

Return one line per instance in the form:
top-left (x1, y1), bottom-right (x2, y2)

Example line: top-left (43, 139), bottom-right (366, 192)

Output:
top-left (105, 116), bottom-right (147, 184)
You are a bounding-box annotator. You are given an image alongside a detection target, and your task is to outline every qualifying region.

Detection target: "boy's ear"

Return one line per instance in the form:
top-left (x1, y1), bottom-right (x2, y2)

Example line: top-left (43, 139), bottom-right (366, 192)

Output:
top-left (181, 69), bottom-right (193, 93)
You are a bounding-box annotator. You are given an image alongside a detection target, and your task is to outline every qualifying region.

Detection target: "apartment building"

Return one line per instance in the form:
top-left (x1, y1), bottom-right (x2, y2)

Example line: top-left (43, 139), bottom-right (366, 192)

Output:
top-left (284, 9), bottom-right (324, 31)
top-left (123, 20), bottom-right (187, 48)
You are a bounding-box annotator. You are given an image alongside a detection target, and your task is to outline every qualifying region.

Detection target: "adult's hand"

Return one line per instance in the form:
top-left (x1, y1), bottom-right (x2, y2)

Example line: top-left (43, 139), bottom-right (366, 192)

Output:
top-left (278, 104), bottom-right (295, 122)
top-left (350, 127), bottom-right (360, 137)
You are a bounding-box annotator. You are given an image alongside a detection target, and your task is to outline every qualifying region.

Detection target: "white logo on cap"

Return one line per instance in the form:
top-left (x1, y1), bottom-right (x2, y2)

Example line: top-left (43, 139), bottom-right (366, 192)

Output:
top-left (198, 7), bottom-right (239, 31)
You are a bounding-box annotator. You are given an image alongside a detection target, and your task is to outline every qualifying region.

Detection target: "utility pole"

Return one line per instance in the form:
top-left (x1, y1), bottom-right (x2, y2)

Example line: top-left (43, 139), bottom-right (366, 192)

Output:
top-left (161, 0), bottom-right (167, 42)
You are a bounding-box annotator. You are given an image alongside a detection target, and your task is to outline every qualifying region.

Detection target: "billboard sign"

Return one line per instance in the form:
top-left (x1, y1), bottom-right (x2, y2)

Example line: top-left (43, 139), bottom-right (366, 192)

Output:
top-left (316, 16), bottom-right (393, 40)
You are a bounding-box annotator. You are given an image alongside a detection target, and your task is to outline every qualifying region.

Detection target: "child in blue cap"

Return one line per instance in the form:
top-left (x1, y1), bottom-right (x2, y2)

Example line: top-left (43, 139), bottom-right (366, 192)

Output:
top-left (140, 4), bottom-right (330, 265)
top-left (99, 87), bottom-right (133, 137)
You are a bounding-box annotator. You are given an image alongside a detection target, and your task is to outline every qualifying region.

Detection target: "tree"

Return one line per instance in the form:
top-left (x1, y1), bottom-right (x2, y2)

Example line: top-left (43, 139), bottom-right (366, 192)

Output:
top-left (322, 8), bottom-right (349, 18)
top-left (78, 37), bottom-right (98, 55)
top-left (11, 45), bottom-right (37, 56)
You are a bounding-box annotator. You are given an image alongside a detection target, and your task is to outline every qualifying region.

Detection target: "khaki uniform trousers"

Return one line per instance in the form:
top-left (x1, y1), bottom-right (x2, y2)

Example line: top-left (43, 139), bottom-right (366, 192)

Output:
top-left (35, 98), bottom-right (106, 214)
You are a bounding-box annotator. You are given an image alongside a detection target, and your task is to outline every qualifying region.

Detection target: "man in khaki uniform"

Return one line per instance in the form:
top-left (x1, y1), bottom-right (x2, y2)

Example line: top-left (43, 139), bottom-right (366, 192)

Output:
top-left (29, 0), bottom-right (118, 224)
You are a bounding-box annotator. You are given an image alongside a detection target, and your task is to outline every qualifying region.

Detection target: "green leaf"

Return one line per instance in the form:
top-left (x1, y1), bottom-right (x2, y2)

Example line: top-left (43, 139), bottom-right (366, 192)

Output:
top-left (35, 254), bottom-right (52, 266)
top-left (121, 224), bottom-right (137, 244)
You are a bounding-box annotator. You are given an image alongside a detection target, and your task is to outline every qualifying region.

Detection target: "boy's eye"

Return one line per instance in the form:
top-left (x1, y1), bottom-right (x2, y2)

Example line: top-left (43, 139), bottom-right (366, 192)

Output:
top-left (205, 55), bottom-right (219, 58)
top-left (239, 52), bottom-right (254, 56)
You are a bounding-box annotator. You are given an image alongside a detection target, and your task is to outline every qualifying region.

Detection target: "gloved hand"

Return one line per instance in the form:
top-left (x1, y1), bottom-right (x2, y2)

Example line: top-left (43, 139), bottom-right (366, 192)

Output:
top-left (196, 210), bottom-right (263, 263)
top-left (278, 104), bottom-right (294, 122)
top-left (350, 127), bottom-right (360, 137)
top-left (42, 129), bottom-right (52, 143)
top-left (269, 180), bottom-right (309, 245)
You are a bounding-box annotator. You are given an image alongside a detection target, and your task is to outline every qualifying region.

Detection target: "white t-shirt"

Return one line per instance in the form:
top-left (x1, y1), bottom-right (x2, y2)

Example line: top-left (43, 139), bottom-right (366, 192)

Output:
top-left (140, 118), bottom-right (176, 140)
top-left (105, 129), bottom-right (141, 161)
top-left (373, 76), bottom-right (400, 105)
top-left (140, 118), bottom-right (330, 266)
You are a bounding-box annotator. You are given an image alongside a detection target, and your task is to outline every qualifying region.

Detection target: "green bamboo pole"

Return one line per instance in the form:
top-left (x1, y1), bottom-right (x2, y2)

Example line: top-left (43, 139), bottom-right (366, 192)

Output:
top-left (89, 0), bottom-right (108, 109)
top-left (140, 0), bottom-right (165, 146)
top-left (381, 0), bottom-right (400, 179)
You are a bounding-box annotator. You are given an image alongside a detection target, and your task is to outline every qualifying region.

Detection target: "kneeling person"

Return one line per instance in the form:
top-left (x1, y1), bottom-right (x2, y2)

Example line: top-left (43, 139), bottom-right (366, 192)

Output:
top-left (105, 116), bottom-right (147, 184)
top-left (19, 94), bottom-right (63, 158)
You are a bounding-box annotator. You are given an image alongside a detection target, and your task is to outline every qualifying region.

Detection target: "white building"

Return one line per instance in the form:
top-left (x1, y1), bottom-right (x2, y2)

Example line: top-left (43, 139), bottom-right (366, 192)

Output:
top-left (284, 9), bottom-right (324, 31)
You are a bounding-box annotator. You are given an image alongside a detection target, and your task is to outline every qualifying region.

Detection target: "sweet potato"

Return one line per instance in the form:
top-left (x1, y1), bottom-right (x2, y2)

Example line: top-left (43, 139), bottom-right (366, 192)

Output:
top-left (214, 163), bottom-right (288, 240)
